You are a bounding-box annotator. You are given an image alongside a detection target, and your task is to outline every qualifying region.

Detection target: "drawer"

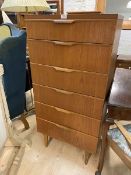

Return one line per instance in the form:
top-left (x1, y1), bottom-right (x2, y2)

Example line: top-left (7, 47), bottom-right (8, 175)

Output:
top-left (26, 19), bottom-right (116, 44)
top-left (37, 118), bottom-right (98, 153)
top-left (31, 64), bottom-right (108, 98)
top-left (28, 40), bottom-right (112, 74)
top-left (35, 102), bottom-right (101, 137)
top-left (33, 85), bottom-right (104, 120)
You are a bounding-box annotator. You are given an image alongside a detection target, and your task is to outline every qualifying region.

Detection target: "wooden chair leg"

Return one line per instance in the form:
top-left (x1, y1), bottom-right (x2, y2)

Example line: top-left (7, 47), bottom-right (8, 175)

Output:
top-left (44, 135), bottom-right (49, 147)
top-left (84, 151), bottom-right (91, 165)
top-left (95, 122), bottom-right (109, 175)
top-left (19, 114), bottom-right (29, 130)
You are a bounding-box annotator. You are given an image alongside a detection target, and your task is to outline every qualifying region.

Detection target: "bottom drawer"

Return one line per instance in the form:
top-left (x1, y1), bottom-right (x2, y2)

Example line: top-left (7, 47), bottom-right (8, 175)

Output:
top-left (35, 102), bottom-right (100, 137)
top-left (37, 118), bottom-right (98, 153)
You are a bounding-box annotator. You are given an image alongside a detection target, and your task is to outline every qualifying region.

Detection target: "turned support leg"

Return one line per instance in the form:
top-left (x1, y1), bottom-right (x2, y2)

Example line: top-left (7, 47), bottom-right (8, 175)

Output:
top-left (84, 151), bottom-right (91, 165)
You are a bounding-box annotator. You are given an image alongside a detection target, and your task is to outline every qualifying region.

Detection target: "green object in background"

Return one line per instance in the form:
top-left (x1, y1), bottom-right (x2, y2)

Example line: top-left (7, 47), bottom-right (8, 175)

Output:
top-left (0, 25), bottom-right (11, 40)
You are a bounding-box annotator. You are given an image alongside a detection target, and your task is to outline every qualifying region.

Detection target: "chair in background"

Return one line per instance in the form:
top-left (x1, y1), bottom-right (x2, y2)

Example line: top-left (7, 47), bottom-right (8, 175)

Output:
top-left (0, 63), bottom-right (36, 175)
top-left (0, 23), bottom-right (29, 129)
top-left (108, 121), bottom-right (131, 169)
top-left (96, 68), bottom-right (131, 175)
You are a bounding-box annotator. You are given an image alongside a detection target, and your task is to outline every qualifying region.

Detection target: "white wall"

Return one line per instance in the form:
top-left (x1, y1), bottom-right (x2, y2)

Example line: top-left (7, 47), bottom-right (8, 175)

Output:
top-left (118, 30), bottom-right (131, 55)
top-left (105, 0), bottom-right (131, 20)
top-left (0, 100), bottom-right (7, 151)
top-left (64, 0), bottom-right (96, 13)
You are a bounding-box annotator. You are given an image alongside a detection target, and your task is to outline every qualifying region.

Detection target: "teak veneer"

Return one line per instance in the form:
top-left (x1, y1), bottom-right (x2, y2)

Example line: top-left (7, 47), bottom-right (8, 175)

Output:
top-left (25, 13), bottom-right (123, 160)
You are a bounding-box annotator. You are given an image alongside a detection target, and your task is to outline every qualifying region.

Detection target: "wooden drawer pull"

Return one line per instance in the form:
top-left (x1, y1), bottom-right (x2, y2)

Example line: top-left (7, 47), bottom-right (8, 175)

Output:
top-left (54, 88), bottom-right (73, 95)
top-left (53, 20), bottom-right (75, 24)
top-left (53, 41), bottom-right (76, 46)
top-left (54, 107), bottom-right (71, 114)
top-left (53, 66), bottom-right (74, 73)
top-left (54, 123), bottom-right (71, 131)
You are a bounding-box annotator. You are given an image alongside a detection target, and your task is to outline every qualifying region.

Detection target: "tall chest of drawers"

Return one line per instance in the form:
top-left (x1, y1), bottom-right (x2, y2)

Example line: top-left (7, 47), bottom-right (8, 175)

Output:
top-left (26, 14), bottom-right (123, 153)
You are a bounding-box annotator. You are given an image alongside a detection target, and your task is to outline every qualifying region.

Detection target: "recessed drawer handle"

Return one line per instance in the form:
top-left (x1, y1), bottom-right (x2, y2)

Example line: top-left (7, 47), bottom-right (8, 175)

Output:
top-left (53, 41), bottom-right (76, 46)
top-left (53, 20), bottom-right (75, 24)
top-left (54, 88), bottom-right (73, 95)
top-left (54, 107), bottom-right (71, 114)
top-left (55, 123), bottom-right (71, 131)
top-left (53, 66), bottom-right (74, 73)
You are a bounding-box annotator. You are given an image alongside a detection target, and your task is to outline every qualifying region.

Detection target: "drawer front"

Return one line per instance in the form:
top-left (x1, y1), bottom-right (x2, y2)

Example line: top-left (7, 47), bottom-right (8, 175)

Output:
top-left (26, 19), bottom-right (116, 44)
top-left (31, 64), bottom-right (108, 98)
top-left (35, 102), bottom-right (101, 137)
top-left (28, 40), bottom-right (112, 74)
top-left (33, 85), bottom-right (104, 120)
top-left (37, 118), bottom-right (98, 153)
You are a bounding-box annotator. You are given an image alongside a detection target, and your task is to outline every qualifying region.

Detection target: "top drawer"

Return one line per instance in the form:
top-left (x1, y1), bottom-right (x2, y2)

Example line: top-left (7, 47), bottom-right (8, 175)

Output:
top-left (26, 19), bottom-right (117, 44)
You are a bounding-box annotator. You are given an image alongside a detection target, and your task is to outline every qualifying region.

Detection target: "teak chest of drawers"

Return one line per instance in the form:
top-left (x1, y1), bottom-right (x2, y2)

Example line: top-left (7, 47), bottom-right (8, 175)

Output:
top-left (26, 14), bottom-right (123, 154)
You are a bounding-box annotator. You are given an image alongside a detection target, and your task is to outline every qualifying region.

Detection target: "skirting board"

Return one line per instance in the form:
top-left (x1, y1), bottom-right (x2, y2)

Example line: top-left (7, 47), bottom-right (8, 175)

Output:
top-left (0, 139), bottom-right (25, 175)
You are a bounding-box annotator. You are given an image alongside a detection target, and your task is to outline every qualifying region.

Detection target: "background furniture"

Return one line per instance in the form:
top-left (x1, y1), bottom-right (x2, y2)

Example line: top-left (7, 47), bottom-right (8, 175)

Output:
top-left (67, 11), bottom-right (101, 19)
top-left (1, 0), bottom-right (50, 29)
top-left (108, 122), bottom-right (131, 169)
top-left (0, 24), bottom-right (11, 39)
top-left (117, 54), bottom-right (131, 69)
top-left (0, 64), bottom-right (24, 175)
top-left (108, 68), bottom-right (131, 121)
top-left (0, 64), bottom-right (35, 175)
top-left (46, 0), bottom-right (61, 14)
top-left (0, 23), bottom-right (27, 120)
top-left (25, 13), bottom-right (123, 161)
top-left (25, 56), bottom-right (33, 92)
top-left (96, 68), bottom-right (131, 175)
top-left (16, 0), bottom-right (61, 29)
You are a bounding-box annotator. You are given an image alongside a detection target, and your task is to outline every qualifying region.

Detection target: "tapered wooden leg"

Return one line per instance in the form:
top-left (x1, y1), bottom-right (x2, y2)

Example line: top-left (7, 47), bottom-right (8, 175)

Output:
top-left (95, 122), bottom-right (109, 175)
top-left (84, 151), bottom-right (91, 165)
top-left (44, 135), bottom-right (48, 147)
